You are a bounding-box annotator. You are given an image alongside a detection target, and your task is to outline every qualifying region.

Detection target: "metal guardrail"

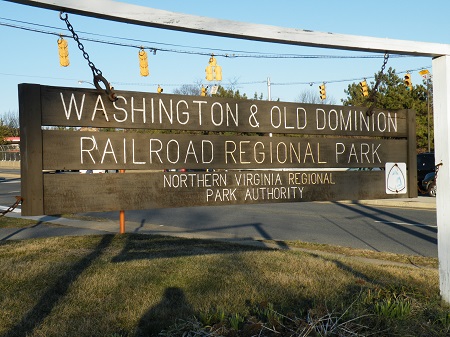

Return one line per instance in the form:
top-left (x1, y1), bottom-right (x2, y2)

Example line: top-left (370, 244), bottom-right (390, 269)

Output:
top-left (0, 144), bottom-right (20, 162)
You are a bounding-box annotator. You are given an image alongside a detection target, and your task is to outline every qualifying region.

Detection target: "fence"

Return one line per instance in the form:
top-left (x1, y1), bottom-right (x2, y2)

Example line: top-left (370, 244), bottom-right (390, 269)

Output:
top-left (0, 144), bottom-right (20, 162)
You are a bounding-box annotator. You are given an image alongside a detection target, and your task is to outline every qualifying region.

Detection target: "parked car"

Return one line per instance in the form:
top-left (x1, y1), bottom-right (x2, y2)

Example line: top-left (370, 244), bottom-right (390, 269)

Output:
top-left (417, 152), bottom-right (435, 190)
top-left (422, 171), bottom-right (436, 197)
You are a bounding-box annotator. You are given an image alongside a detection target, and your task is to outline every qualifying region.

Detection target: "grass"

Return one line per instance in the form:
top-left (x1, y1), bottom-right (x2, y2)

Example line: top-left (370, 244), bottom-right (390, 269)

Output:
top-left (0, 216), bottom-right (59, 228)
top-left (0, 216), bottom-right (53, 228)
top-left (0, 232), bottom-right (448, 337)
top-left (261, 239), bottom-right (439, 268)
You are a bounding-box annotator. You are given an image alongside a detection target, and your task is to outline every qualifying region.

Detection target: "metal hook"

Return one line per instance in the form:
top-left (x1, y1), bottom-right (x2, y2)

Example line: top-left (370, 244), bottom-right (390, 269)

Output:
top-left (93, 74), bottom-right (117, 102)
top-left (59, 11), bottom-right (68, 21)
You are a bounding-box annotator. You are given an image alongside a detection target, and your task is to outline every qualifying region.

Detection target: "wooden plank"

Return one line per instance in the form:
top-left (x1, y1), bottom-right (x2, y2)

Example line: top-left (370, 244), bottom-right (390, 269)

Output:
top-left (43, 170), bottom-right (408, 214)
top-left (5, 0), bottom-right (450, 57)
top-left (19, 84), bottom-right (44, 215)
top-left (42, 130), bottom-right (408, 171)
top-left (40, 85), bottom-right (408, 137)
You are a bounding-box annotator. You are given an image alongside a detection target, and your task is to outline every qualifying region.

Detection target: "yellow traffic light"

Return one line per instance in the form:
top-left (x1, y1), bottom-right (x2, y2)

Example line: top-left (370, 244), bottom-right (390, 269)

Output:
top-left (359, 80), bottom-right (369, 97)
top-left (157, 85), bottom-right (163, 93)
top-left (214, 65), bottom-right (222, 81)
top-left (404, 73), bottom-right (412, 90)
top-left (200, 85), bottom-right (207, 96)
top-left (138, 49), bottom-right (149, 77)
top-left (57, 37), bottom-right (69, 67)
top-left (205, 64), bottom-right (214, 81)
top-left (319, 83), bottom-right (326, 100)
top-left (205, 54), bottom-right (222, 82)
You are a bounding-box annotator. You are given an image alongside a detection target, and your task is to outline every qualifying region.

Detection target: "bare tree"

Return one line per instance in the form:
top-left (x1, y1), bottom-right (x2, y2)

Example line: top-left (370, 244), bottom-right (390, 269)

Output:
top-left (295, 88), bottom-right (336, 105)
top-left (0, 110), bottom-right (19, 136)
top-left (172, 83), bottom-right (201, 96)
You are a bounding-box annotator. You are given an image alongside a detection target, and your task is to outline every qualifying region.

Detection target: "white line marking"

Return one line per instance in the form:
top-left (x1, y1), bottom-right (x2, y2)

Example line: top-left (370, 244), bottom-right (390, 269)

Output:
top-left (0, 206), bottom-right (21, 213)
top-left (375, 220), bottom-right (436, 228)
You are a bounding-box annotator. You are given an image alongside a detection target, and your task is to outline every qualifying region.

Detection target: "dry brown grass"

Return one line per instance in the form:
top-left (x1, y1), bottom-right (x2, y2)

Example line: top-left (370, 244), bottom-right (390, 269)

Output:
top-left (0, 234), bottom-right (446, 337)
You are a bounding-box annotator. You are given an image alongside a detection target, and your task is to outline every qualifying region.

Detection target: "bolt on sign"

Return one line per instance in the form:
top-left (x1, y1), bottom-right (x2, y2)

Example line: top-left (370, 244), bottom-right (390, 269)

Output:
top-left (19, 84), bottom-right (417, 215)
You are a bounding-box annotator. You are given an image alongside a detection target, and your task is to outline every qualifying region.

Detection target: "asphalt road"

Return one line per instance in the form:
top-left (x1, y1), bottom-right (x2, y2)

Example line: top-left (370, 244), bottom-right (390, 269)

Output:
top-left (82, 201), bottom-right (437, 257)
top-left (0, 170), bottom-right (438, 257)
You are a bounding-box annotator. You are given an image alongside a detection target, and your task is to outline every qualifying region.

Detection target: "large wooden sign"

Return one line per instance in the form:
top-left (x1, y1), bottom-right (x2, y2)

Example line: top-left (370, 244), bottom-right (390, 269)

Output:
top-left (19, 84), bottom-right (417, 215)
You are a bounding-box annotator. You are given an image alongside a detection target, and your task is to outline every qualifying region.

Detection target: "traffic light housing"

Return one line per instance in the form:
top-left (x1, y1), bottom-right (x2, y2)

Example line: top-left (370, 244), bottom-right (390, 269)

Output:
top-left (214, 65), bottom-right (222, 81)
top-left (200, 85), bottom-right (207, 96)
top-left (205, 64), bottom-right (214, 81)
top-left (359, 80), bottom-right (369, 97)
top-left (404, 73), bottom-right (412, 90)
top-left (57, 37), bottom-right (69, 67)
top-left (157, 85), bottom-right (163, 93)
top-left (205, 55), bottom-right (222, 81)
top-left (138, 49), bottom-right (149, 77)
top-left (319, 83), bottom-right (326, 100)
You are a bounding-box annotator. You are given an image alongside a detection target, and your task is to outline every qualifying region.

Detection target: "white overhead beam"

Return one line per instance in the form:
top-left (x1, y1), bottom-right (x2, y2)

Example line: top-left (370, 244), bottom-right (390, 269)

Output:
top-left (5, 0), bottom-right (450, 57)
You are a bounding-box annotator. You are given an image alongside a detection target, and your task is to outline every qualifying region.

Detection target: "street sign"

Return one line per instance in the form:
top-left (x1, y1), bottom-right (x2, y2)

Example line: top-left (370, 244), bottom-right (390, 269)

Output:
top-left (419, 69), bottom-right (430, 79)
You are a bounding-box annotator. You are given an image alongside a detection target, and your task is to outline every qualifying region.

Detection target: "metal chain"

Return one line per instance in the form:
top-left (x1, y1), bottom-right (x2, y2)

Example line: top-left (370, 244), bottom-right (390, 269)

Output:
top-left (0, 196), bottom-right (23, 217)
top-left (366, 52), bottom-right (389, 116)
top-left (435, 162), bottom-right (443, 182)
top-left (59, 12), bottom-right (117, 102)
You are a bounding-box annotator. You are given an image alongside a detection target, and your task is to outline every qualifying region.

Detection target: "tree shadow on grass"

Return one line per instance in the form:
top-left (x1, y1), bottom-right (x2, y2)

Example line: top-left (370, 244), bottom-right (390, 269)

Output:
top-left (3, 235), bottom-right (114, 337)
top-left (111, 230), bottom-right (273, 263)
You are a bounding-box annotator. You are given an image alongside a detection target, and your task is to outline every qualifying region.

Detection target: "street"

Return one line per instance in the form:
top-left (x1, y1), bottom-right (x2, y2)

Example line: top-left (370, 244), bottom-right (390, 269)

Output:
top-left (83, 201), bottom-right (437, 257)
top-left (0, 169), bottom-right (437, 257)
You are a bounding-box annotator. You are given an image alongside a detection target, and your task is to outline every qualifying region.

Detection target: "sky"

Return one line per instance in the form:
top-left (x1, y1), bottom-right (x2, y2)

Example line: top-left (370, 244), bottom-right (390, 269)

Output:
top-left (0, 0), bottom-right (448, 116)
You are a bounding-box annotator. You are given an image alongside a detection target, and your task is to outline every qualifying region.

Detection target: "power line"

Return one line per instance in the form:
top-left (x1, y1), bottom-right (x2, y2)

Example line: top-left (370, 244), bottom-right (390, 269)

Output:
top-left (0, 17), bottom-right (411, 60)
top-left (0, 16), bottom-right (432, 90)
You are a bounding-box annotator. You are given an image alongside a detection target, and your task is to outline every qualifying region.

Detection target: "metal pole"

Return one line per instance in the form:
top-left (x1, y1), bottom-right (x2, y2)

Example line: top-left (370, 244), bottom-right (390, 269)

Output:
top-left (119, 169), bottom-right (125, 234)
top-left (267, 77), bottom-right (271, 101)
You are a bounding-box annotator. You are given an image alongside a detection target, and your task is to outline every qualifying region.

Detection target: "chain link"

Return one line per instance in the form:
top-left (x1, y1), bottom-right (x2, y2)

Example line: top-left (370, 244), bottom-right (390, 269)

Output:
top-left (366, 52), bottom-right (389, 116)
top-left (59, 12), bottom-right (117, 102)
top-left (435, 162), bottom-right (443, 182)
top-left (0, 196), bottom-right (23, 217)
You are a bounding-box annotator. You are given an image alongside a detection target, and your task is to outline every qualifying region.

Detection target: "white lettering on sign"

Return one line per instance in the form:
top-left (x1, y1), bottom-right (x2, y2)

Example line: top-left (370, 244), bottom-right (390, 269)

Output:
top-left (80, 136), bottom-right (215, 165)
top-left (288, 172), bottom-right (336, 185)
top-left (316, 109), bottom-right (397, 133)
top-left (234, 172), bottom-right (282, 186)
top-left (335, 142), bottom-right (381, 163)
top-left (224, 140), bottom-right (327, 165)
top-left (92, 95), bottom-right (109, 121)
top-left (161, 171), bottom-right (339, 204)
top-left (78, 135), bottom-right (389, 168)
top-left (269, 106), bottom-right (307, 130)
top-left (58, 92), bottom-right (401, 136)
top-left (61, 93), bottom-right (85, 120)
top-left (163, 173), bottom-right (227, 188)
top-left (206, 188), bottom-right (237, 202)
top-left (113, 96), bottom-right (128, 122)
top-left (244, 186), bottom-right (303, 201)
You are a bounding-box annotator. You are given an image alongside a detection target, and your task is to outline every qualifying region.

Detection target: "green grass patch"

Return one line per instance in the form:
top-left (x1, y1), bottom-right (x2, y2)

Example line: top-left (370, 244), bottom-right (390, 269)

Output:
top-left (0, 216), bottom-right (52, 228)
top-left (262, 239), bottom-right (439, 268)
top-left (0, 234), bottom-right (448, 337)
